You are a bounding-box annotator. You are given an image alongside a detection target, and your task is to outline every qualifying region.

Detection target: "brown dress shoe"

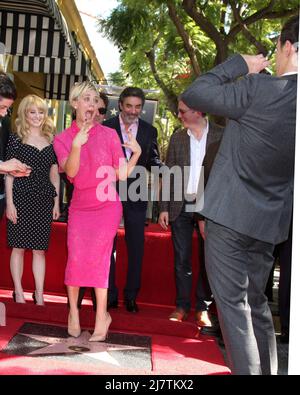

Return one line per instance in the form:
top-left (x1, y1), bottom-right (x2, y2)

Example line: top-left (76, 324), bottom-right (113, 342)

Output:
top-left (195, 310), bottom-right (212, 327)
top-left (169, 308), bottom-right (188, 322)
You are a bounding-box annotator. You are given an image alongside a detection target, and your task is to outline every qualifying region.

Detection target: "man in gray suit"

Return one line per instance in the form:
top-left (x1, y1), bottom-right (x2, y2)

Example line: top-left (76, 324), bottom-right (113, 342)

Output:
top-left (159, 99), bottom-right (223, 328)
top-left (181, 15), bottom-right (298, 375)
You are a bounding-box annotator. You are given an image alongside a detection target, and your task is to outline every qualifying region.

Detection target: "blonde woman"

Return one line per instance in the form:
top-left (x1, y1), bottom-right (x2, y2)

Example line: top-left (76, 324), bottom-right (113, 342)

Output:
top-left (53, 81), bottom-right (141, 341)
top-left (5, 95), bottom-right (60, 305)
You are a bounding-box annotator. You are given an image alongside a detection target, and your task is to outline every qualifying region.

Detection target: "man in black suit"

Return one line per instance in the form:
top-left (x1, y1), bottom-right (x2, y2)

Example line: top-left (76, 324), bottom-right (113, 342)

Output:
top-left (0, 72), bottom-right (30, 219)
top-left (103, 87), bottom-right (162, 312)
top-left (181, 16), bottom-right (298, 374)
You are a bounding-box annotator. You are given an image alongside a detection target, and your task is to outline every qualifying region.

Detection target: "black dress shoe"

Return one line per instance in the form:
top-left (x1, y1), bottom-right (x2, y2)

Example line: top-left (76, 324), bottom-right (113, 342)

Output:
top-left (200, 315), bottom-right (221, 337)
top-left (107, 299), bottom-right (118, 309)
top-left (280, 331), bottom-right (289, 344)
top-left (200, 324), bottom-right (221, 337)
top-left (125, 300), bottom-right (139, 313)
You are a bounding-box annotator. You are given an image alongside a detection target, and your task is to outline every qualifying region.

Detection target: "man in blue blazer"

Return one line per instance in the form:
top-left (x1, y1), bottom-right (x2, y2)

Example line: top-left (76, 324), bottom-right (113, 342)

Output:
top-left (103, 87), bottom-right (162, 312)
top-left (181, 15), bottom-right (298, 375)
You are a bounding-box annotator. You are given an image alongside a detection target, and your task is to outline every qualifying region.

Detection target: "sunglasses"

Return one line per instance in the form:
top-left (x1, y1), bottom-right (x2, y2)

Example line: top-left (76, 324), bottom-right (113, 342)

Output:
top-left (98, 107), bottom-right (107, 115)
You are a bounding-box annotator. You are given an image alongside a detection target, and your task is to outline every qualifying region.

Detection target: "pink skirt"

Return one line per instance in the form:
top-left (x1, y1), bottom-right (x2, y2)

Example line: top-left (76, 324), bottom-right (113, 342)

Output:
top-left (65, 188), bottom-right (122, 288)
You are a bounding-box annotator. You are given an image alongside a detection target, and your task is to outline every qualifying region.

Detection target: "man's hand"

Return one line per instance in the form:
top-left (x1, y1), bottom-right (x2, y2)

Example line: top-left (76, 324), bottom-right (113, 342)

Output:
top-left (241, 54), bottom-right (271, 74)
top-left (0, 158), bottom-right (31, 176)
top-left (158, 211), bottom-right (169, 230)
top-left (9, 168), bottom-right (32, 177)
top-left (198, 220), bottom-right (206, 240)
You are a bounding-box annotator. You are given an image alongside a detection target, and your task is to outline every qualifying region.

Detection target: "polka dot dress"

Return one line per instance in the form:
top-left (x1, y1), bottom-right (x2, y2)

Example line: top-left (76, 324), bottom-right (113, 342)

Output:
top-left (6, 133), bottom-right (57, 250)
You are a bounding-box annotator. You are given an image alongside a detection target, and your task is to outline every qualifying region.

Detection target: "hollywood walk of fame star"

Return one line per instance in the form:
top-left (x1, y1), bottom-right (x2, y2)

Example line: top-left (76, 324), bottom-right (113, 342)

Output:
top-left (18, 330), bottom-right (148, 366)
top-left (110, 108), bottom-right (118, 116)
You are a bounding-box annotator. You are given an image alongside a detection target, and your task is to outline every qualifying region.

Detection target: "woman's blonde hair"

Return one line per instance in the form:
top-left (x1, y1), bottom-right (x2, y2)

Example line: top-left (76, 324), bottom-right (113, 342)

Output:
top-left (15, 95), bottom-right (55, 143)
top-left (69, 81), bottom-right (99, 109)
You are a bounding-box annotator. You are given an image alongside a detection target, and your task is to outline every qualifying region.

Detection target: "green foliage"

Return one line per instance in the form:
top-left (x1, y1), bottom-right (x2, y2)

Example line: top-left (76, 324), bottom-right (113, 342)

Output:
top-left (97, 0), bottom-right (299, 153)
top-left (106, 71), bottom-right (132, 86)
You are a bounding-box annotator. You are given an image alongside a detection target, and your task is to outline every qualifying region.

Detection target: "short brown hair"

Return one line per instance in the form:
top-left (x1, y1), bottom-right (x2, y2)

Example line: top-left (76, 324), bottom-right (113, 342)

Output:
top-left (280, 15), bottom-right (299, 47)
top-left (0, 72), bottom-right (17, 100)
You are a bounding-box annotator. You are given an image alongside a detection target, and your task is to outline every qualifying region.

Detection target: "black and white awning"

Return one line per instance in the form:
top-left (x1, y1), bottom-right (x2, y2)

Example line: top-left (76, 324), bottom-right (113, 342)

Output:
top-left (44, 74), bottom-right (88, 101)
top-left (12, 48), bottom-right (92, 76)
top-left (0, 0), bottom-right (96, 100)
top-left (0, 0), bottom-right (77, 58)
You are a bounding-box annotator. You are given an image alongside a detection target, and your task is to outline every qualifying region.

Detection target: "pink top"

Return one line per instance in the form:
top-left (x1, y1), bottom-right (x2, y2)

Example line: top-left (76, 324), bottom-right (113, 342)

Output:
top-left (54, 121), bottom-right (125, 208)
top-left (53, 121), bottom-right (124, 288)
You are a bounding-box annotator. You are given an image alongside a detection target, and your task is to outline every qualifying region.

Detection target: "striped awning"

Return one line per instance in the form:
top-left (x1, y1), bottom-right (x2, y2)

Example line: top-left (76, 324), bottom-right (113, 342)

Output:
top-left (12, 49), bottom-right (91, 76)
top-left (12, 45), bottom-right (95, 100)
top-left (0, 0), bottom-right (96, 100)
top-left (44, 74), bottom-right (88, 101)
top-left (0, 1), bottom-right (77, 58)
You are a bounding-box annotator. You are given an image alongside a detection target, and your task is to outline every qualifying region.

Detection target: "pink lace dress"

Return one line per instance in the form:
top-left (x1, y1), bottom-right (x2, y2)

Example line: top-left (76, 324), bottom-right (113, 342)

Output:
top-left (54, 121), bottom-right (124, 288)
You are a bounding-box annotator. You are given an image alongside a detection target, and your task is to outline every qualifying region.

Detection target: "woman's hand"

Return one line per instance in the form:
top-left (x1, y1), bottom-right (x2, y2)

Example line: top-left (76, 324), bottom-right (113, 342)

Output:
top-left (53, 202), bottom-right (60, 220)
top-left (6, 202), bottom-right (18, 224)
top-left (123, 131), bottom-right (142, 155)
top-left (72, 119), bottom-right (93, 148)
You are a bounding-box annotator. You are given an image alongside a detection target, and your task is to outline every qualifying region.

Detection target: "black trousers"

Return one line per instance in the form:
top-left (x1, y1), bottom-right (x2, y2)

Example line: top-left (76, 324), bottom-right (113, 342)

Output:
top-left (277, 224), bottom-right (292, 333)
top-left (108, 201), bottom-right (147, 302)
top-left (205, 219), bottom-right (277, 375)
top-left (170, 206), bottom-right (212, 312)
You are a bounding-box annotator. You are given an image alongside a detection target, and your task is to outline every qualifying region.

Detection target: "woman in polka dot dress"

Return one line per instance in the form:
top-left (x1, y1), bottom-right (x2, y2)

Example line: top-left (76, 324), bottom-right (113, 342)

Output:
top-left (5, 95), bottom-right (60, 305)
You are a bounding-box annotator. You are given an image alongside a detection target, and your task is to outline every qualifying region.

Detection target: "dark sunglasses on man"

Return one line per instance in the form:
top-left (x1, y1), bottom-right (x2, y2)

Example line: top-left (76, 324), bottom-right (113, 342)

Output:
top-left (98, 107), bottom-right (107, 115)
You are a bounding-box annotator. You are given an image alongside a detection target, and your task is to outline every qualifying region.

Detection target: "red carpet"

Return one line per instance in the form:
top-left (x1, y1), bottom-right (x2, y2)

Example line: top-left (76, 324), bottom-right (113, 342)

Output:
top-left (0, 319), bottom-right (228, 375)
top-left (0, 291), bottom-right (230, 375)
top-left (0, 218), bottom-right (203, 306)
top-left (0, 218), bottom-right (230, 375)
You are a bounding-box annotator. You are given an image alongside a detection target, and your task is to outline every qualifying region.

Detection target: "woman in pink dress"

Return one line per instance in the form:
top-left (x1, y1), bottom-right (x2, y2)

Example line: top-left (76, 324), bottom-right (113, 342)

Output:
top-left (53, 81), bottom-right (141, 341)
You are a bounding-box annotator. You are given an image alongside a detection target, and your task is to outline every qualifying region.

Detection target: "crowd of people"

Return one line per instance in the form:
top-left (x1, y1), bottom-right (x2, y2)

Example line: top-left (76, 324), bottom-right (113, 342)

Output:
top-left (0, 15), bottom-right (298, 374)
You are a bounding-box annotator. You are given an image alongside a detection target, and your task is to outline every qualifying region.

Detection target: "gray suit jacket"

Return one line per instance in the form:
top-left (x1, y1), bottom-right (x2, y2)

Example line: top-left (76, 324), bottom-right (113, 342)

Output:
top-left (181, 54), bottom-right (297, 244)
top-left (159, 122), bottom-right (223, 222)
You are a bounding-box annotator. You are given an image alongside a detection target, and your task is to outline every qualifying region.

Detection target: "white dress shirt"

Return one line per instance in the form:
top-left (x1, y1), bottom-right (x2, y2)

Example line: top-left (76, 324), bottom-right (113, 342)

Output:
top-left (186, 121), bottom-right (209, 195)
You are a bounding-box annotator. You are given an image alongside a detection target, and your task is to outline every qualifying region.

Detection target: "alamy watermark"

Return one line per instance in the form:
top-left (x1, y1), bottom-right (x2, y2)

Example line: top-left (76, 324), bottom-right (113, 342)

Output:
top-left (95, 161), bottom-right (205, 213)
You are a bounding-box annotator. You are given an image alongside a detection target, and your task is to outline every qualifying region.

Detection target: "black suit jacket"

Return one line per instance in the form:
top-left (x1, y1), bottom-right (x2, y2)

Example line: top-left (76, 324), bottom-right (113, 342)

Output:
top-left (103, 115), bottom-right (162, 209)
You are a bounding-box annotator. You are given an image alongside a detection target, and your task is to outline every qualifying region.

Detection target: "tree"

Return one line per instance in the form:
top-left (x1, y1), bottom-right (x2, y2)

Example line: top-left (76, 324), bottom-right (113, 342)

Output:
top-left (98, 0), bottom-right (298, 149)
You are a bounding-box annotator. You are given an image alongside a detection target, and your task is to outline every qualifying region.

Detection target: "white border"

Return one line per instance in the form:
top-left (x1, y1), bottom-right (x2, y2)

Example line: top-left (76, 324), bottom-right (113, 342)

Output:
top-left (288, 34), bottom-right (300, 375)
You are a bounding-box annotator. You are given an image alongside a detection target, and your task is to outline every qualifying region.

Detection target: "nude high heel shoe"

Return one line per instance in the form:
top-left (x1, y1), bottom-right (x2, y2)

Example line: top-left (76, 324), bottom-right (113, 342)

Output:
top-left (89, 312), bottom-right (112, 342)
top-left (68, 312), bottom-right (81, 338)
top-left (32, 291), bottom-right (45, 306)
top-left (12, 291), bottom-right (26, 304)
